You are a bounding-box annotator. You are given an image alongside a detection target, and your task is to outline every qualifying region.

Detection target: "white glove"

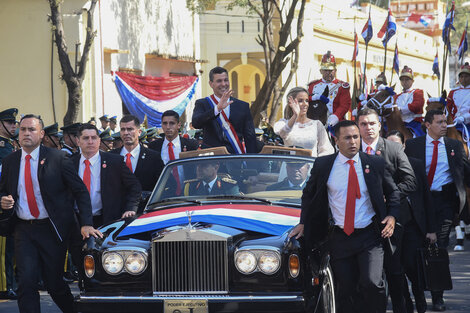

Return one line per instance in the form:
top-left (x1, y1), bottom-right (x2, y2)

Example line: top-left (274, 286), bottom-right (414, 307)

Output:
top-left (454, 116), bottom-right (465, 124)
top-left (352, 108), bottom-right (358, 117)
top-left (327, 114), bottom-right (339, 127)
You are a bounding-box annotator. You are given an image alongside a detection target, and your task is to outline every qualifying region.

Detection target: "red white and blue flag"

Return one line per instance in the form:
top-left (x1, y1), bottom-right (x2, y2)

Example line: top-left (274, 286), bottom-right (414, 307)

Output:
top-left (432, 53), bottom-right (440, 79)
top-left (457, 21), bottom-right (468, 62)
top-left (361, 11), bottom-right (373, 45)
top-left (393, 43), bottom-right (400, 75)
top-left (118, 204), bottom-right (301, 237)
top-left (442, 2), bottom-right (455, 48)
top-left (377, 9), bottom-right (396, 47)
top-left (352, 31), bottom-right (359, 61)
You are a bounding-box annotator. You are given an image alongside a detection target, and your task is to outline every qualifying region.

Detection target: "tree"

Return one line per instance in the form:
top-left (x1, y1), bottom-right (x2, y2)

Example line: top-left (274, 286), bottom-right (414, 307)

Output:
top-left (188, 0), bottom-right (306, 125)
top-left (48, 0), bottom-right (98, 126)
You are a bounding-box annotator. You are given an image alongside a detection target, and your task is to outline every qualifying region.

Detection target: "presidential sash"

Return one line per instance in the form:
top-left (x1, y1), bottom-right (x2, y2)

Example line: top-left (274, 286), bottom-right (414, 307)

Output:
top-left (207, 95), bottom-right (246, 154)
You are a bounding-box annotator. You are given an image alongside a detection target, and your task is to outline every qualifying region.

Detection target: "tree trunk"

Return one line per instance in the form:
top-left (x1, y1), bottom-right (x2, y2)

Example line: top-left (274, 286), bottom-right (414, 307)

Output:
top-left (63, 78), bottom-right (83, 126)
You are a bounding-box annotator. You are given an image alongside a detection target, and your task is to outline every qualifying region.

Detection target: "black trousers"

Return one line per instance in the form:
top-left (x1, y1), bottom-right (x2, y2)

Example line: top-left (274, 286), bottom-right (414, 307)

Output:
top-left (14, 220), bottom-right (73, 313)
top-left (329, 224), bottom-right (386, 313)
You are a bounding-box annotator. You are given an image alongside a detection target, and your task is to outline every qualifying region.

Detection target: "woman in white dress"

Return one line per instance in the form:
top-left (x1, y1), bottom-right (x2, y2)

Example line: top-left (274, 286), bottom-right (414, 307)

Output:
top-left (274, 87), bottom-right (334, 157)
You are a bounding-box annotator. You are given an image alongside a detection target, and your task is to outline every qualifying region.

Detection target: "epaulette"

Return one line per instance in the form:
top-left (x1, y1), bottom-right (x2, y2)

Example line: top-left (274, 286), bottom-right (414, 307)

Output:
top-left (184, 178), bottom-right (200, 184)
top-left (307, 79), bottom-right (322, 86)
top-left (341, 82), bottom-right (350, 88)
top-left (221, 177), bottom-right (237, 184)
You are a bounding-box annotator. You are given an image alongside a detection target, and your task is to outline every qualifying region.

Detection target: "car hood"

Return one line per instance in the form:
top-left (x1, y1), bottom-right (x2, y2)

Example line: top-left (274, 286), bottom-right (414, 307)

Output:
top-left (118, 204), bottom-right (300, 238)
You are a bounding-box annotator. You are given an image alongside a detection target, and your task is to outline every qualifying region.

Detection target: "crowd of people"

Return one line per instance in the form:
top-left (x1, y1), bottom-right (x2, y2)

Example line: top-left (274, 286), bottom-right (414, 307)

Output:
top-left (0, 51), bottom-right (469, 313)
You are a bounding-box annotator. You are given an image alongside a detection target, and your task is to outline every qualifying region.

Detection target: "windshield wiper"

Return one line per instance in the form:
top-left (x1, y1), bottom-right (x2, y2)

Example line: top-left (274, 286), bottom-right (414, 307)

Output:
top-left (204, 195), bottom-right (272, 205)
top-left (147, 198), bottom-right (202, 208)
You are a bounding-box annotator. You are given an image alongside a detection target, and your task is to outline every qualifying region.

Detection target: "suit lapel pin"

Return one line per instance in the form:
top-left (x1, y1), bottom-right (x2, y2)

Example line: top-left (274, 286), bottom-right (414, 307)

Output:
top-left (365, 164), bottom-right (370, 174)
top-left (183, 145), bottom-right (187, 152)
top-left (451, 149), bottom-right (455, 156)
top-left (142, 153), bottom-right (146, 159)
top-left (102, 160), bottom-right (107, 168)
top-left (217, 180), bottom-right (221, 188)
top-left (40, 158), bottom-right (46, 165)
top-left (376, 150), bottom-right (381, 155)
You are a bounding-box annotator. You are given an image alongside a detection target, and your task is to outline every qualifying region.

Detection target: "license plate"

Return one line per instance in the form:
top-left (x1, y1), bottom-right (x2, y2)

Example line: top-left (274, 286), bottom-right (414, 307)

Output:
top-left (164, 299), bottom-right (208, 313)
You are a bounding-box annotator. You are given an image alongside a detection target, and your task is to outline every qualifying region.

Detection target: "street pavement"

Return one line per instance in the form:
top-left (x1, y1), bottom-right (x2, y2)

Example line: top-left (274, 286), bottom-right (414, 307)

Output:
top-left (1, 233), bottom-right (470, 313)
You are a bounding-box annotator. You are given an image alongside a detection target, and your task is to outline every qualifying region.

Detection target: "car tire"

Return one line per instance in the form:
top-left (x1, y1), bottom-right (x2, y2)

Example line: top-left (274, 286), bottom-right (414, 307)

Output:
top-left (319, 264), bottom-right (336, 313)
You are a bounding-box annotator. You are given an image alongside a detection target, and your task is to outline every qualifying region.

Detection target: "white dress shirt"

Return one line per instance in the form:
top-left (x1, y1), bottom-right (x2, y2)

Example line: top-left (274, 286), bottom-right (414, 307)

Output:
top-left (161, 137), bottom-right (181, 165)
top-left (327, 152), bottom-right (375, 228)
top-left (79, 152), bottom-right (102, 216)
top-left (361, 138), bottom-right (379, 155)
top-left (425, 134), bottom-right (453, 191)
top-left (212, 94), bottom-right (230, 118)
top-left (17, 146), bottom-right (49, 220)
top-left (120, 145), bottom-right (140, 172)
top-left (204, 177), bottom-right (218, 193)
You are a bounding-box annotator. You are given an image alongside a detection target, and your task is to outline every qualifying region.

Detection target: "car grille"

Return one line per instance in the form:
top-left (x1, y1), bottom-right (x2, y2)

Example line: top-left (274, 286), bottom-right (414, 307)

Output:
top-left (153, 240), bottom-right (228, 294)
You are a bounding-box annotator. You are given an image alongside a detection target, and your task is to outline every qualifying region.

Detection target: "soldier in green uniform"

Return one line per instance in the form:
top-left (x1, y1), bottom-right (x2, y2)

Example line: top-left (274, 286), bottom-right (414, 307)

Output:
top-left (99, 127), bottom-right (114, 151)
top-left (185, 162), bottom-right (239, 196)
top-left (42, 123), bottom-right (62, 150)
top-left (0, 108), bottom-right (18, 299)
top-left (60, 122), bottom-right (82, 155)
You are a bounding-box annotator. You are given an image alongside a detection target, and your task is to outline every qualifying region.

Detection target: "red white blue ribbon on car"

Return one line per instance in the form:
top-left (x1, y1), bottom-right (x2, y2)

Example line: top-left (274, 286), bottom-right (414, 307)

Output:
top-left (113, 71), bottom-right (198, 127)
top-left (206, 95), bottom-right (246, 154)
top-left (118, 204), bottom-right (300, 237)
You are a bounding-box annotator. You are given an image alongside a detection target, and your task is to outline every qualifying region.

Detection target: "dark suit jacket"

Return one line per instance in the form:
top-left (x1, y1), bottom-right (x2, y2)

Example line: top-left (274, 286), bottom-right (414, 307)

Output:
top-left (148, 136), bottom-right (199, 154)
top-left (407, 157), bottom-right (437, 234)
top-left (192, 97), bottom-right (257, 153)
top-left (405, 136), bottom-right (470, 214)
top-left (301, 152), bottom-right (401, 244)
top-left (0, 145), bottom-right (92, 241)
top-left (71, 151), bottom-right (142, 224)
top-left (110, 145), bottom-right (164, 192)
top-left (266, 178), bottom-right (305, 191)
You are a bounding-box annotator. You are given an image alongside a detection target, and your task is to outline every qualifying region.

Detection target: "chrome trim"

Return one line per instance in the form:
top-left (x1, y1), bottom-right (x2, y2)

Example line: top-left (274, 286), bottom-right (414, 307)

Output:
top-left (102, 249), bottom-right (148, 275)
top-left (77, 295), bottom-right (304, 301)
top-left (234, 247), bottom-right (281, 275)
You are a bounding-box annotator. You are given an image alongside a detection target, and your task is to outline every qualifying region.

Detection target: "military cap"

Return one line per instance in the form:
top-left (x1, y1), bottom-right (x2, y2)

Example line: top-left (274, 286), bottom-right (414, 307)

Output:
top-left (109, 116), bottom-right (117, 123)
top-left (138, 128), bottom-right (148, 141)
top-left (255, 128), bottom-right (264, 136)
top-left (0, 108), bottom-right (18, 122)
top-left (44, 123), bottom-right (60, 137)
top-left (145, 127), bottom-right (158, 139)
top-left (320, 51), bottom-right (336, 70)
top-left (60, 122), bottom-right (82, 135)
top-left (459, 62), bottom-right (470, 76)
top-left (99, 128), bottom-right (114, 141)
top-left (111, 131), bottom-right (122, 140)
top-left (399, 66), bottom-right (414, 80)
top-left (375, 72), bottom-right (388, 85)
top-left (99, 114), bottom-right (109, 122)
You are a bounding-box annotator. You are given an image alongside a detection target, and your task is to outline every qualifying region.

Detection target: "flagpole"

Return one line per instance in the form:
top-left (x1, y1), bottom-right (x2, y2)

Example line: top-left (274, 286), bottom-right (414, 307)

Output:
top-left (441, 0), bottom-right (451, 93)
top-left (390, 41), bottom-right (396, 86)
top-left (353, 16), bottom-right (358, 110)
top-left (362, 5), bottom-right (371, 94)
top-left (383, 9), bottom-right (390, 73)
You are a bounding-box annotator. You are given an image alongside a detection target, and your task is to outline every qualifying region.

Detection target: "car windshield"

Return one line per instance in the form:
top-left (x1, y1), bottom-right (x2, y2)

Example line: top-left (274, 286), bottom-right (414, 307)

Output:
top-left (148, 155), bottom-right (315, 207)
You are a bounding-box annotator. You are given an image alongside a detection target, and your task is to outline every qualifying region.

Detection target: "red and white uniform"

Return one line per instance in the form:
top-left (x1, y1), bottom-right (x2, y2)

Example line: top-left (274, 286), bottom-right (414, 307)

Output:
top-left (447, 85), bottom-right (470, 123)
top-left (394, 88), bottom-right (424, 123)
top-left (308, 79), bottom-right (351, 120)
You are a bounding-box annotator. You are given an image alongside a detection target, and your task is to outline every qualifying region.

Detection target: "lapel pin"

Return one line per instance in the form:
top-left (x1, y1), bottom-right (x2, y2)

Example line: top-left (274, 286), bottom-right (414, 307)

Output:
top-left (183, 145), bottom-right (187, 152)
top-left (376, 150), bottom-right (381, 155)
top-left (365, 164), bottom-right (370, 174)
top-left (451, 149), bottom-right (455, 156)
top-left (142, 153), bottom-right (146, 159)
top-left (102, 161), bottom-right (107, 168)
top-left (40, 159), bottom-right (45, 165)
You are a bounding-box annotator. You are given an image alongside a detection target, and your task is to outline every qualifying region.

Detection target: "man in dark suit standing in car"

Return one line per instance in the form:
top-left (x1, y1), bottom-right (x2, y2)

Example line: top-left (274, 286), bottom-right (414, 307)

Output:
top-left (405, 109), bottom-right (470, 311)
top-left (72, 123), bottom-right (141, 228)
top-left (192, 66), bottom-right (257, 154)
top-left (0, 114), bottom-right (101, 313)
top-left (111, 115), bottom-right (164, 193)
top-left (290, 120), bottom-right (401, 313)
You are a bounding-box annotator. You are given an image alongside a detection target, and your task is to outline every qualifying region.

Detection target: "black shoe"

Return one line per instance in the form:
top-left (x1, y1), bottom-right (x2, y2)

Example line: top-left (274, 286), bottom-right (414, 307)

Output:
top-left (37, 281), bottom-right (46, 291)
top-left (63, 272), bottom-right (75, 284)
top-left (6, 289), bottom-right (17, 300)
top-left (432, 298), bottom-right (446, 311)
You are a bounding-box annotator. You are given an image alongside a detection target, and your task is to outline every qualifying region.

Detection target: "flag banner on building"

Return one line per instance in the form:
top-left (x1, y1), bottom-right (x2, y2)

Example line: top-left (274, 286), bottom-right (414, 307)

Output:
top-left (378, 9), bottom-right (396, 47)
top-left (352, 31), bottom-right (359, 61)
top-left (457, 21), bottom-right (468, 61)
top-left (393, 44), bottom-right (400, 75)
top-left (113, 72), bottom-right (198, 127)
top-left (402, 13), bottom-right (433, 27)
top-left (433, 53), bottom-right (440, 79)
top-left (442, 2), bottom-right (455, 48)
top-left (361, 14), bottom-right (373, 45)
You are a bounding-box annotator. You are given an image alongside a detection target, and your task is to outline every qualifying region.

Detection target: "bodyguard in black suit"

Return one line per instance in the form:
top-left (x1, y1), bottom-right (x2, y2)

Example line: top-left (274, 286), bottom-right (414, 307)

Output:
top-left (266, 161), bottom-right (309, 191)
top-left (290, 120), bottom-right (400, 313)
top-left (72, 123), bottom-right (141, 227)
top-left (111, 115), bottom-right (164, 192)
top-left (192, 66), bottom-right (257, 154)
top-left (405, 110), bottom-right (470, 311)
top-left (357, 108), bottom-right (417, 313)
top-left (0, 115), bottom-right (101, 313)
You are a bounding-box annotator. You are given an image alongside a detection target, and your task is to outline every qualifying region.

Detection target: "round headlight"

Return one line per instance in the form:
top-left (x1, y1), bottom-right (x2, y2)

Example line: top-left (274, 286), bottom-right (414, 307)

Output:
top-left (235, 251), bottom-right (257, 274)
top-left (125, 252), bottom-right (146, 274)
top-left (258, 251), bottom-right (281, 274)
top-left (102, 252), bottom-right (124, 275)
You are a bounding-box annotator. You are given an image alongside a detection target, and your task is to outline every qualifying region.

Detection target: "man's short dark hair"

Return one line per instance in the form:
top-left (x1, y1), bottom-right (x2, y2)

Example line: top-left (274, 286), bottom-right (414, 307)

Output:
top-left (424, 109), bottom-right (445, 124)
top-left (385, 130), bottom-right (405, 144)
top-left (78, 123), bottom-right (99, 137)
top-left (357, 107), bottom-right (380, 121)
top-left (120, 115), bottom-right (141, 127)
top-left (20, 114), bottom-right (44, 129)
top-left (162, 110), bottom-right (180, 121)
top-left (334, 120), bottom-right (358, 136)
top-left (209, 66), bottom-right (228, 82)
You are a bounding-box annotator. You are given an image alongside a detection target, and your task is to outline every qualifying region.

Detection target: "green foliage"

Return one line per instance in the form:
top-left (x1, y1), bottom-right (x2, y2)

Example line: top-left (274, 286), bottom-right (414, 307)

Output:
top-left (186, 0), bottom-right (218, 13)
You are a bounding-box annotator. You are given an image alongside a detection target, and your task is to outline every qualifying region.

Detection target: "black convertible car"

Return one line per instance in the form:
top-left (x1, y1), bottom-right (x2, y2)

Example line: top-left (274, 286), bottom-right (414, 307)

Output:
top-left (74, 149), bottom-right (335, 313)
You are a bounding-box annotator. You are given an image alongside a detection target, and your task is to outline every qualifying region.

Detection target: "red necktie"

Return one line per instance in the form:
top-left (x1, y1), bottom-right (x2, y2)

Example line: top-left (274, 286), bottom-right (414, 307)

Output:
top-left (83, 159), bottom-right (91, 192)
top-left (24, 155), bottom-right (40, 218)
top-left (344, 160), bottom-right (361, 235)
top-left (427, 140), bottom-right (440, 186)
top-left (366, 146), bottom-right (372, 155)
top-left (168, 142), bottom-right (181, 195)
top-left (125, 153), bottom-right (133, 172)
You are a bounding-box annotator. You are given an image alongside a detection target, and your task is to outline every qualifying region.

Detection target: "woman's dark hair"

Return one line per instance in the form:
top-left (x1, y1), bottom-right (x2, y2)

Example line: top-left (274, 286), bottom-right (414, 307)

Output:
top-left (385, 130), bottom-right (405, 144)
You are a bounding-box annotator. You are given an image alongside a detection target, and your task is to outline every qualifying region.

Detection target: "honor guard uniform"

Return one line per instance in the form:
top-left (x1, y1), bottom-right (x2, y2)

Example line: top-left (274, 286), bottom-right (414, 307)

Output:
top-left (307, 51), bottom-right (351, 126)
top-left (0, 108), bottom-right (18, 163)
top-left (60, 122), bottom-right (82, 155)
top-left (111, 131), bottom-right (123, 150)
top-left (185, 176), bottom-right (239, 196)
top-left (394, 66), bottom-right (425, 136)
top-left (99, 127), bottom-right (114, 151)
top-left (42, 123), bottom-right (62, 150)
top-left (99, 114), bottom-right (110, 132)
top-left (109, 116), bottom-right (118, 134)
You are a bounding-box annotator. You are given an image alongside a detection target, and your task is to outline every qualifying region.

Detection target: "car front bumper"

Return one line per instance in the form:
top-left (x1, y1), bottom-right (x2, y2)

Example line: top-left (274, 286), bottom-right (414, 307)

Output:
top-left (74, 294), bottom-right (307, 313)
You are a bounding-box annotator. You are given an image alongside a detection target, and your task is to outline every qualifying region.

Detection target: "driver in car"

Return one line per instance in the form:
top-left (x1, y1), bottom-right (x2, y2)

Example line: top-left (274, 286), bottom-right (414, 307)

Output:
top-left (266, 161), bottom-right (309, 191)
top-left (185, 162), bottom-right (240, 196)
